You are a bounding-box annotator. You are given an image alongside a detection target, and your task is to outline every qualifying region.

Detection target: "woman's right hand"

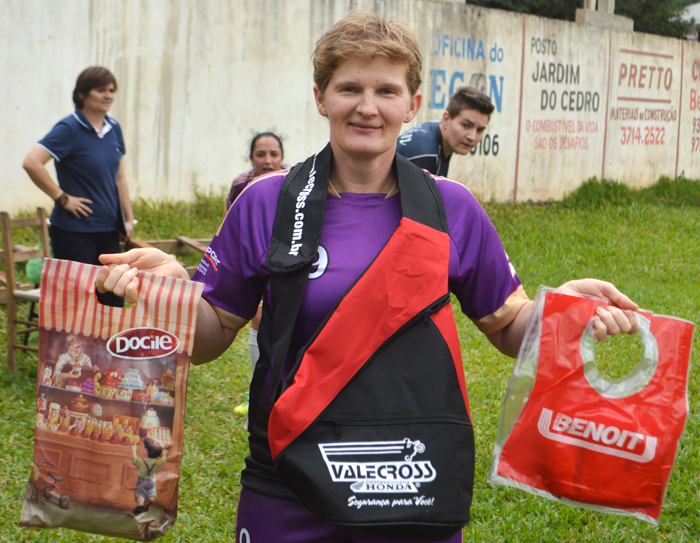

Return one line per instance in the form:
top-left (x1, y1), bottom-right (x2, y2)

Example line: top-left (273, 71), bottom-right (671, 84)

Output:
top-left (96, 249), bottom-right (189, 304)
top-left (63, 194), bottom-right (94, 218)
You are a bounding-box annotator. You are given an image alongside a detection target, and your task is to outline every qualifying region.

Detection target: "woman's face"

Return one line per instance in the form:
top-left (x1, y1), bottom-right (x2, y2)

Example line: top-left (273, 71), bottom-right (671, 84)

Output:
top-left (81, 83), bottom-right (116, 115)
top-left (250, 136), bottom-right (284, 177)
top-left (314, 57), bottom-right (421, 163)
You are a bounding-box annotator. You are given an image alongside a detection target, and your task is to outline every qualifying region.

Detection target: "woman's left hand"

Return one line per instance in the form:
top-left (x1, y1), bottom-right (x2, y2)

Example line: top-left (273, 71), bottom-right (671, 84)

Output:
top-left (557, 279), bottom-right (638, 341)
top-left (63, 194), bottom-right (94, 218)
top-left (96, 249), bottom-right (189, 304)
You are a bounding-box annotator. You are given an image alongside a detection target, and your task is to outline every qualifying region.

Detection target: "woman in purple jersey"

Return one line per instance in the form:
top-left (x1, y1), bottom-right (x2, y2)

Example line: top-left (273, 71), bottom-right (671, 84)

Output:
top-left (224, 131), bottom-right (285, 417)
top-left (224, 132), bottom-right (285, 212)
top-left (95, 9), bottom-right (638, 542)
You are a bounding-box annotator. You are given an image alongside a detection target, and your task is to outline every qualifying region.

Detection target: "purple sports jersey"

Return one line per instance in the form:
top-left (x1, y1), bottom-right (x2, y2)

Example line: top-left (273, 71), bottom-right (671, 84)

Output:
top-left (192, 163), bottom-right (527, 502)
top-left (195, 171), bottom-right (523, 340)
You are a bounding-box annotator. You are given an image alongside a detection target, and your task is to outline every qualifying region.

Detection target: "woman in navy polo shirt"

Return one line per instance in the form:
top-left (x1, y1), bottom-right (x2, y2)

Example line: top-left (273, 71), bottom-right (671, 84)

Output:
top-left (23, 66), bottom-right (133, 307)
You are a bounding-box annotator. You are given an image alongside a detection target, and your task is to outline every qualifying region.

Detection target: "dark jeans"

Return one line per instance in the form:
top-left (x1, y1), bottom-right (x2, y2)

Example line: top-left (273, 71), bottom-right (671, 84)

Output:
top-left (50, 226), bottom-right (125, 307)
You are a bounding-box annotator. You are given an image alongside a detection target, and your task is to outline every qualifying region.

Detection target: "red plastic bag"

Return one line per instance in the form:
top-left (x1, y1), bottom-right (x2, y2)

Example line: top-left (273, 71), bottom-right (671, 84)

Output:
top-left (20, 259), bottom-right (203, 540)
top-left (488, 287), bottom-right (694, 524)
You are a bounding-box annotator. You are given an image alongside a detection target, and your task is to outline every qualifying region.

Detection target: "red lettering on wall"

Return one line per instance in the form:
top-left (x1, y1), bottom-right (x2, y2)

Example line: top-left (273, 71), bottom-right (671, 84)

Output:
top-left (618, 63), bottom-right (672, 90)
top-left (618, 63), bottom-right (627, 85)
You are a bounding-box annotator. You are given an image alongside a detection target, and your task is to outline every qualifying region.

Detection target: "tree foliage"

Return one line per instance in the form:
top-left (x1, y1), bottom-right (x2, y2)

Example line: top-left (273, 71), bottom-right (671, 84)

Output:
top-left (466, 0), bottom-right (698, 39)
top-left (617, 0), bottom-right (697, 38)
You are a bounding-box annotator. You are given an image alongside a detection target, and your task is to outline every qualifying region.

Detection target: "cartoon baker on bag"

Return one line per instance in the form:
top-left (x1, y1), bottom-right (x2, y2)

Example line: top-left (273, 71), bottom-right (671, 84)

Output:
top-left (52, 334), bottom-right (97, 388)
top-left (131, 438), bottom-right (167, 515)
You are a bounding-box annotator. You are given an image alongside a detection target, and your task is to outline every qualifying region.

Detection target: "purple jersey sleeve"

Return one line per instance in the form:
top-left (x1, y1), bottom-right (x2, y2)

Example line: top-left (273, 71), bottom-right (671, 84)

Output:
top-left (192, 167), bottom-right (525, 336)
top-left (192, 170), bottom-right (288, 321)
top-left (435, 176), bottom-right (525, 325)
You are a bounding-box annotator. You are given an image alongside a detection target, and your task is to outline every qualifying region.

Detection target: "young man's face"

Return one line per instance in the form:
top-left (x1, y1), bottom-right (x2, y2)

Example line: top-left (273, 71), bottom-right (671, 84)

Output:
top-left (440, 108), bottom-right (490, 156)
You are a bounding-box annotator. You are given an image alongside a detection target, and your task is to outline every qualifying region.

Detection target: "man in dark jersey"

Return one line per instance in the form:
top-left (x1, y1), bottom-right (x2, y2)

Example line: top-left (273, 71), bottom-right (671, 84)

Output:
top-left (396, 86), bottom-right (494, 177)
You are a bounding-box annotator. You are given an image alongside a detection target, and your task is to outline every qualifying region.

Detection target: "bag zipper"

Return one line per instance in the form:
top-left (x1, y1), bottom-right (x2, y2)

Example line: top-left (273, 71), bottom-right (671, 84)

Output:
top-left (320, 413), bottom-right (471, 440)
top-left (423, 294), bottom-right (451, 327)
top-left (389, 292), bottom-right (451, 339)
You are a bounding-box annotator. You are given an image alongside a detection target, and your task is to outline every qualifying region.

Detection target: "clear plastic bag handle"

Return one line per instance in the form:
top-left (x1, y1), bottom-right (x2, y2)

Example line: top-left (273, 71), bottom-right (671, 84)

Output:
top-left (581, 313), bottom-right (658, 399)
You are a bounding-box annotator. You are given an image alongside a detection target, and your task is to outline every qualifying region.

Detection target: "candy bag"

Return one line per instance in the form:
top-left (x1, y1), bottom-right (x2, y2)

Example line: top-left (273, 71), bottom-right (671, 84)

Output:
top-left (20, 258), bottom-right (203, 540)
top-left (488, 287), bottom-right (694, 524)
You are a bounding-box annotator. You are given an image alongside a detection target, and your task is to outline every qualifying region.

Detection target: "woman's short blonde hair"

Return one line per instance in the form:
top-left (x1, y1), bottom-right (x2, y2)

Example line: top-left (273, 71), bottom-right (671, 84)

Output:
top-left (313, 9), bottom-right (423, 96)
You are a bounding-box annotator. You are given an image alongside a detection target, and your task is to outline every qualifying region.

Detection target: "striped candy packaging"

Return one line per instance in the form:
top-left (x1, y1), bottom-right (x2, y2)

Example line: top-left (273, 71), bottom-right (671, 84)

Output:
top-left (20, 259), bottom-right (203, 541)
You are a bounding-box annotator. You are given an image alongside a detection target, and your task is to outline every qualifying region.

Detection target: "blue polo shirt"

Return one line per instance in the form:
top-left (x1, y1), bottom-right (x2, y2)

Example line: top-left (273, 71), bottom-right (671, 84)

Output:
top-left (396, 121), bottom-right (452, 177)
top-left (38, 109), bottom-right (125, 233)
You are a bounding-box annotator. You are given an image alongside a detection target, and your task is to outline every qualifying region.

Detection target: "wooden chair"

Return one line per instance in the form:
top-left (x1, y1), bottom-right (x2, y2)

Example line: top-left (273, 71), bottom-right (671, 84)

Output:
top-left (0, 207), bottom-right (51, 372)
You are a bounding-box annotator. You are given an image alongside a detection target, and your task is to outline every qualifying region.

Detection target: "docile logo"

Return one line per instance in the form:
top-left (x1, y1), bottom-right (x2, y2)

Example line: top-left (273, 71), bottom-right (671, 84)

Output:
top-left (107, 327), bottom-right (179, 359)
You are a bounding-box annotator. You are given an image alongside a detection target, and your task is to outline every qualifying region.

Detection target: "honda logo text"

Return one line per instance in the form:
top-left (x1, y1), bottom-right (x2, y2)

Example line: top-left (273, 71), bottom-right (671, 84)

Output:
top-left (319, 438), bottom-right (436, 494)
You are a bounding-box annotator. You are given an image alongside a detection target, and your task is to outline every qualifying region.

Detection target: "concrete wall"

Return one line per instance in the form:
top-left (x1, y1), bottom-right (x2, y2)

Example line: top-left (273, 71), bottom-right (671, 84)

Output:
top-left (2, 0), bottom-right (699, 214)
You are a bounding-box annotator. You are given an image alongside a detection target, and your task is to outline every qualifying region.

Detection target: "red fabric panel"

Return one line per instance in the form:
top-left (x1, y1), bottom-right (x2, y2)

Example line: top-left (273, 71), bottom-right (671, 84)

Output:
top-left (269, 218), bottom-right (450, 460)
top-left (431, 304), bottom-right (471, 421)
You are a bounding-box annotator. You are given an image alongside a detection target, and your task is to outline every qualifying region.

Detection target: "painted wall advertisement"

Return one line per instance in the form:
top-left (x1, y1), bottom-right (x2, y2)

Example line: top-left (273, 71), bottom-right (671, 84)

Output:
top-left (516, 19), bottom-right (607, 201)
top-left (603, 34), bottom-right (682, 186)
top-left (4, 0), bottom-right (700, 211)
top-left (678, 41), bottom-right (700, 179)
top-left (420, 5), bottom-right (523, 201)
top-left (406, 4), bottom-right (699, 202)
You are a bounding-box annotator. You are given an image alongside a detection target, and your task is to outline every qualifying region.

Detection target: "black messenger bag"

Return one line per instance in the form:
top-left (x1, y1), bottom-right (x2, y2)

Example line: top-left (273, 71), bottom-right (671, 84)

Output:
top-left (263, 145), bottom-right (475, 541)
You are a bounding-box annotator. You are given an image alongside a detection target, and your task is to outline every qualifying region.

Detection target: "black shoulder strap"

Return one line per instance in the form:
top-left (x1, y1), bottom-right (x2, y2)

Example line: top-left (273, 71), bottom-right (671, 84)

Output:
top-left (265, 146), bottom-right (447, 404)
top-left (395, 152), bottom-right (448, 233)
top-left (267, 144), bottom-right (332, 272)
top-left (265, 144), bottom-right (331, 402)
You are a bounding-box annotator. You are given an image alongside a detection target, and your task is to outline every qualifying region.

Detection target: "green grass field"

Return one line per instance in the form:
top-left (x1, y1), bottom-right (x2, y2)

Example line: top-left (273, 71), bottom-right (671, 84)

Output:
top-left (1, 177), bottom-right (698, 542)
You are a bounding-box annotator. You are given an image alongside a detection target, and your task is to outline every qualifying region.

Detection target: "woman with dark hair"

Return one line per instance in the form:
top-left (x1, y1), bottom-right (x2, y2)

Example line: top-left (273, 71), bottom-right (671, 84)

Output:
top-left (225, 132), bottom-right (285, 415)
top-left (95, 9), bottom-right (638, 542)
top-left (224, 131), bottom-right (284, 211)
top-left (23, 66), bottom-right (133, 307)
